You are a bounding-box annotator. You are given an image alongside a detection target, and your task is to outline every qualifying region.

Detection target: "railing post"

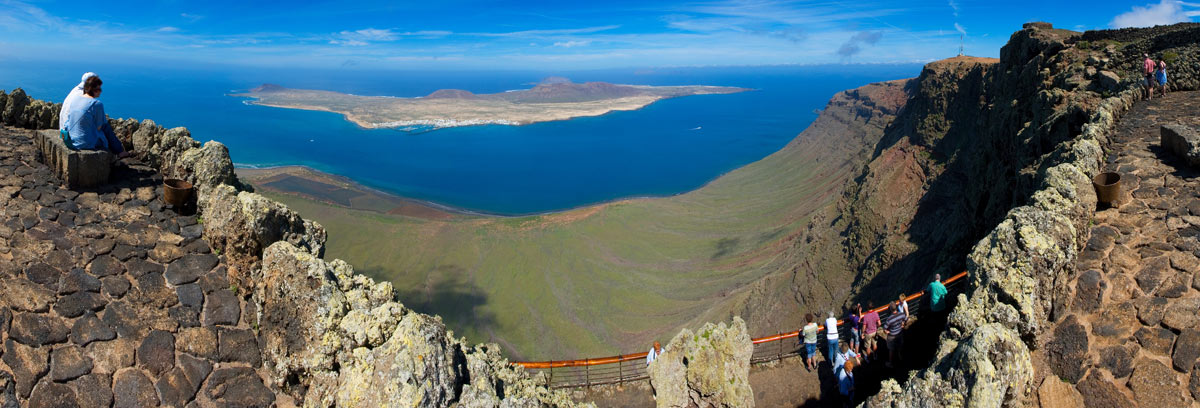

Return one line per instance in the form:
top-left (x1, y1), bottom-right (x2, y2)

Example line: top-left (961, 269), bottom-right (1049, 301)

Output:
top-left (585, 359), bottom-right (591, 389)
top-left (548, 361), bottom-right (554, 388)
top-left (777, 332), bottom-right (783, 361)
top-left (618, 354), bottom-right (624, 386)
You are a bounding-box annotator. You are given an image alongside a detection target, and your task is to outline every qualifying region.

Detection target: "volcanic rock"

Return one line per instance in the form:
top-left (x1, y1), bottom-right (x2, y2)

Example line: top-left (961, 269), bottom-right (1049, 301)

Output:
top-left (647, 317), bottom-right (754, 408)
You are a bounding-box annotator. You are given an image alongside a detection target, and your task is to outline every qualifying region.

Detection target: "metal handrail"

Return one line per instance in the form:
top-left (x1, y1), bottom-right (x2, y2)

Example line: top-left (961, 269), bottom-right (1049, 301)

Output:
top-left (516, 270), bottom-right (969, 388)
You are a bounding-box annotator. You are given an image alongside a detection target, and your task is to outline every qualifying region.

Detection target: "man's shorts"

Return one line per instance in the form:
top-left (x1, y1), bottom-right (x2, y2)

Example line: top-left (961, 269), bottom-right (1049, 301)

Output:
top-left (1146, 74), bottom-right (1159, 87)
top-left (886, 333), bottom-right (903, 351)
top-left (805, 342), bottom-right (817, 358)
top-left (863, 331), bottom-right (877, 349)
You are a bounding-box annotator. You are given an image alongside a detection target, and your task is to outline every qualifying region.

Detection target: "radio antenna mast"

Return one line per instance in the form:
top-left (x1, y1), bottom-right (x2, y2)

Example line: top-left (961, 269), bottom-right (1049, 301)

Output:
top-left (958, 33), bottom-right (964, 56)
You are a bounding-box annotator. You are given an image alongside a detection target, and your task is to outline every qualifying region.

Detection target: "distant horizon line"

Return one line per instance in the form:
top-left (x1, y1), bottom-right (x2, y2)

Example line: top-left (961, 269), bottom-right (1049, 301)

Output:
top-left (2, 55), bottom-right (941, 74)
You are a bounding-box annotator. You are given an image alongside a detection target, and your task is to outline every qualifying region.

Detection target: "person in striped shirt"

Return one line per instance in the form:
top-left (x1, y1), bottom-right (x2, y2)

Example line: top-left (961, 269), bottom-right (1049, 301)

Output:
top-left (883, 302), bottom-right (906, 368)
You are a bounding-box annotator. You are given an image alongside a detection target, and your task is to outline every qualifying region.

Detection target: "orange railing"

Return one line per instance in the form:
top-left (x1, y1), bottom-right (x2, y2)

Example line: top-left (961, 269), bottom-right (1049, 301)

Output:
top-left (515, 271), bottom-right (970, 389)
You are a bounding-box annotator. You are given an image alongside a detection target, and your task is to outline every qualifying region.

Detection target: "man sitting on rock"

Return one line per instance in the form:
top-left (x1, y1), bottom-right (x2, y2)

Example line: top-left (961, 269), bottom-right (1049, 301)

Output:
top-left (59, 71), bottom-right (95, 132)
top-left (63, 75), bottom-right (130, 158)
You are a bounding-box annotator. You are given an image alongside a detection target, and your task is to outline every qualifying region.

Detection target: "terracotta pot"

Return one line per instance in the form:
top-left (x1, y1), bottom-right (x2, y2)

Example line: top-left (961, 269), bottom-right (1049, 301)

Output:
top-left (1092, 172), bottom-right (1121, 207)
top-left (163, 178), bottom-right (193, 208)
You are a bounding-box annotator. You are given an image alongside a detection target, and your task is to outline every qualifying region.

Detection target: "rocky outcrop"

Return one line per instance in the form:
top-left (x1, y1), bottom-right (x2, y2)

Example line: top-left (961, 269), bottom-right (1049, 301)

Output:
top-left (0, 89), bottom-right (58, 130)
top-left (198, 184), bottom-right (326, 287)
top-left (647, 317), bottom-right (754, 408)
top-left (110, 120), bottom-right (238, 196)
top-left (257, 241), bottom-right (585, 407)
top-left (865, 21), bottom-right (1199, 408)
top-left (1161, 123), bottom-right (1200, 166)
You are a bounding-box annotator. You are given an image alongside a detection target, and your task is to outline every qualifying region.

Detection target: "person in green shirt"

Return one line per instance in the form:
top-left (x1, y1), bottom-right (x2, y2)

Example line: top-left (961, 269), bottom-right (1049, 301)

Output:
top-left (802, 313), bottom-right (819, 371)
top-left (928, 273), bottom-right (948, 312)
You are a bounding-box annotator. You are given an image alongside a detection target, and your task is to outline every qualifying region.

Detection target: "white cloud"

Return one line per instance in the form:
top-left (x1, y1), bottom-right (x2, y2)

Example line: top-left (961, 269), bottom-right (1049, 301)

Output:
top-left (954, 22), bottom-right (966, 35)
top-left (330, 39), bottom-right (367, 46)
top-left (344, 28), bottom-right (397, 41)
top-left (157, 26), bottom-right (180, 33)
top-left (552, 40), bottom-right (590, 48)
top-left (468, 25), bottom-right (619, 38)
top-left (948, 0), bottom-right (960, 17)
top-left (1110, 0), bottom-right (1198, 28)
top-left (329, 28), bottom-right (452, 45)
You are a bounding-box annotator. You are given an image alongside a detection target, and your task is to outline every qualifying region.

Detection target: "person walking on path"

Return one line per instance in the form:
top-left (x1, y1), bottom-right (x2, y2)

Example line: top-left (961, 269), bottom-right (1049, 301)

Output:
top-left (1143, 54), bottom-right (1158, 99)
top-left (1156, 59), bottom-right (1168, 96)
top-left (848, 304), bottom-right (862, 354)
top-left (884, 303), bottom-right (906, 368)
top-left (825, 311), bottom-right (840, 364)
top-left (928, 274), bottom-right (948, 313)
top-left (860, 302), bottom-right (880, 362)
top-left (802, 313), bottom-right (820, 371)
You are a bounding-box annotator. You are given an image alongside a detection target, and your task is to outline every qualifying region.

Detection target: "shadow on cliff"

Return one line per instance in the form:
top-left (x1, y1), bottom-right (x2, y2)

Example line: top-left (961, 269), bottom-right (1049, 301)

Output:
top-left (846, 47), bottom-right (1092, 308)
top-left (376, 265), bottom-right (497, 339)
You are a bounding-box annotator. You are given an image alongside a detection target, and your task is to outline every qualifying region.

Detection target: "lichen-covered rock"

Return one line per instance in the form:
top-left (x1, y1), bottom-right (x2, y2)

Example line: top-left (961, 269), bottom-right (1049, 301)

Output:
top-left (1, 89), bottom-right (29, 127)
top-left (647, 316), bottom-right (754, 408)
top-left (333, 313), bottom-right (462, 407)
top-left (176, 141), bottom-right (236, 193)
top-left (124, 119), bottom-right (239, 201)
top-left (257, 241), bottom-right (587, 408)
top-left (200, 184), bottom-right (326, 283)
top-left (961, 206), bottom-right (1079, 339)
top-left (866, 323), bottom-right (1032, 407)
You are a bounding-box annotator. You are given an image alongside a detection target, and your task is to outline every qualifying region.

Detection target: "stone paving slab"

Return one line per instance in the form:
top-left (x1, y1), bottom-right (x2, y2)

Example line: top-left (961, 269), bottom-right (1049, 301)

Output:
top-left (0, 126), bottom-right (283, 407)
top-left (1040, 91), bottom-right (1200, 408)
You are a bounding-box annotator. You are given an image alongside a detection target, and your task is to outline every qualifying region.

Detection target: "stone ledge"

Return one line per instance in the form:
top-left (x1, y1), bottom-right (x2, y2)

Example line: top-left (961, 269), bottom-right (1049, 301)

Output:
top-left (1161, 124), bottom-right (1200, 167)
top-left (33, 129), bottom-right (112, 189)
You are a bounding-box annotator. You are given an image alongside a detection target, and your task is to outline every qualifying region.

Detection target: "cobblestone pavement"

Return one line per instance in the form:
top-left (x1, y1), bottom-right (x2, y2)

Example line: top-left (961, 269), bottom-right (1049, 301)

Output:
top-left (0, 127), bottom-right (283, 407)
top-left (1037, 91), bottom-right (1200, 408)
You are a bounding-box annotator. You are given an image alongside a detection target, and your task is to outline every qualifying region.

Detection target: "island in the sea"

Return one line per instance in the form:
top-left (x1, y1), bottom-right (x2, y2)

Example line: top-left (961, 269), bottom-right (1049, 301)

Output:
top-left (232, 78), bottom-right (750, 129)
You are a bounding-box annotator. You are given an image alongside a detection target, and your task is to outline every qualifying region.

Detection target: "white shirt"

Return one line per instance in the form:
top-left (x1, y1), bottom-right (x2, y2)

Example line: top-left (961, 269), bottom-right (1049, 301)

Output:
top-left (646, 347), bottom-right (660, 366)
top-left (826, 317), bottom-right (839, 340)
top-left (60, 72), bottom-right (97, 131)
top-left (834, 350), bottom-right (858, 369)
top-left (59, 86), bottom-right (86, 131)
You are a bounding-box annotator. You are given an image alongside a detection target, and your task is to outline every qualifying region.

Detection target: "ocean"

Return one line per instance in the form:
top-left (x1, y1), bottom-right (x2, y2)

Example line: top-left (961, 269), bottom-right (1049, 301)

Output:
top-left (1, 62), bottom-right (920, 214)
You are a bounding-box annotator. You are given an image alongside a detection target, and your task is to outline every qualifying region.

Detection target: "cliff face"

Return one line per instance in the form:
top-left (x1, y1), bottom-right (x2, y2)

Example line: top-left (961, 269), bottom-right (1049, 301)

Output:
top-left (733, 79), bottom-right (912, 333)
top-left (827, 23), bottom-right (1200, 306)
top-left (856, 22), bottom-right (1200, 406)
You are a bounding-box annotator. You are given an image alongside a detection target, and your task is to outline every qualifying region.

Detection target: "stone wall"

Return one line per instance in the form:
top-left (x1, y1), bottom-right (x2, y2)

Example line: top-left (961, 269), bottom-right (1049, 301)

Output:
top-left (864, 23), bottom-right (1199, 407)
top-left (9, 92), bottom-right (584, 406)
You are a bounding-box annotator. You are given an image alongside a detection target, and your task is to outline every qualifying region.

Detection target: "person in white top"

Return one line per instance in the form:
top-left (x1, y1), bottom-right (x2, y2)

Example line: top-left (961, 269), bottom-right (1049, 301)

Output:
top-left (825, 311), bottom-right (839, 364)
top-left (646, 341), bottom-right (662, 366)
top-left (60, 72), bottom-right (98, 131)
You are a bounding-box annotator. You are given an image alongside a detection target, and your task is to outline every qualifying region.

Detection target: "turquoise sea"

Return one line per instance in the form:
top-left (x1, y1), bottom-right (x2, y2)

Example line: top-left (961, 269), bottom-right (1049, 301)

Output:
top-left (1, 62), bottom-right (919, 214)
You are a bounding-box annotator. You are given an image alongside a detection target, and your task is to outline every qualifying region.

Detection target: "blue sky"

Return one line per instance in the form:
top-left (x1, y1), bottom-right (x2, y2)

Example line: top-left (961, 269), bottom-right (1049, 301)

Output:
top-left (1, 0), bottom-right (1197, 70)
